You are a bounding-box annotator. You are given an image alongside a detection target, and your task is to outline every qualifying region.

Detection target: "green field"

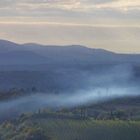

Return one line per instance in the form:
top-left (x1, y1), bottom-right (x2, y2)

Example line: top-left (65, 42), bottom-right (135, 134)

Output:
top-left (0, 95), bottom-right (140, 140)
top-left (37, 118), bottom-right (140, 140)
top-left (0, 113), bottom-right (140, 140)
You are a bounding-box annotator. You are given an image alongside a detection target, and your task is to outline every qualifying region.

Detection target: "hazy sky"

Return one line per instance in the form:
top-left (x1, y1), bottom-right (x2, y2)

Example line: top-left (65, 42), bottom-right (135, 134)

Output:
top-left (0, 0), bottom-right (140, 53)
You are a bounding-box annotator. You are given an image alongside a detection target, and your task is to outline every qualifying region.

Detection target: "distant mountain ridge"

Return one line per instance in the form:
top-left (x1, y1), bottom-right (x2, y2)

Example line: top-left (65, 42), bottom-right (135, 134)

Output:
top-left (0, 39), bottom-right (140, 67)
top-left (0, 39), bottom-right (140, 93)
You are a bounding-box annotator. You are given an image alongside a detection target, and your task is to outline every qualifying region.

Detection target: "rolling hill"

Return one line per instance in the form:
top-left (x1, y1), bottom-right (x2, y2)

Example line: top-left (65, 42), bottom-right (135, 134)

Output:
top-left (0, 39), bottom-right (140, 92)
top-left (0, 39), bottom-right (140, 68)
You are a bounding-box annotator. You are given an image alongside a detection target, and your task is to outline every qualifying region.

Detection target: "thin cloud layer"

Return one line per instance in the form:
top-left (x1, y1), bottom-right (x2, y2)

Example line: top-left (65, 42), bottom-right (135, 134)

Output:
top-left (0, 0), bottom-right (140, 53)
top-left (0, 0), bottom-right (140, 16)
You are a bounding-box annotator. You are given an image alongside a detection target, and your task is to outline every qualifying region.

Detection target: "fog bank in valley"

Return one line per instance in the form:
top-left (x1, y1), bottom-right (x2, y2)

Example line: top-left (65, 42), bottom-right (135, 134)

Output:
top-left (0, 64), bottom-right (139, 119)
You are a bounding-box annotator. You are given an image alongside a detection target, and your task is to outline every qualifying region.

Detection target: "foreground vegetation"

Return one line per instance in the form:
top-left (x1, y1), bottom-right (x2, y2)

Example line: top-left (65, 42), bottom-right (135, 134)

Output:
top-left (0, 111), bottom-right (140, 140)
top-left (0, 90), bottom-right (140, 140)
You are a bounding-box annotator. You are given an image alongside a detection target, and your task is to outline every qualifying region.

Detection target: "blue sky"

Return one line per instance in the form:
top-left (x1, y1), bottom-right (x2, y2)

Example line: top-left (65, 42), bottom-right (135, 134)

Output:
top-left (0, 0), bottom-right (140, 53)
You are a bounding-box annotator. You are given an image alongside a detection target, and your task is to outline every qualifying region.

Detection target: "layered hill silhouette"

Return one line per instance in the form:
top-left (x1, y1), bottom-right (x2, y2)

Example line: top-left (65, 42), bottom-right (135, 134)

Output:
top-left (0, 39), bottom-right (140, 67)
top-left (0, 39), bottom-right (140, 92)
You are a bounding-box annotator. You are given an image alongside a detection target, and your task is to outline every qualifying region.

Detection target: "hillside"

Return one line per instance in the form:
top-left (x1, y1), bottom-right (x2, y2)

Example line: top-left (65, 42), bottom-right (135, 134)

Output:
top-left (0, 39), bottom-right (140, 92)
top-left (0, 112), bottom-right (140, 140)
top-left (0, 40), bottom-right (140, 140)
top-left (0, 39), bottom-right (140, 67)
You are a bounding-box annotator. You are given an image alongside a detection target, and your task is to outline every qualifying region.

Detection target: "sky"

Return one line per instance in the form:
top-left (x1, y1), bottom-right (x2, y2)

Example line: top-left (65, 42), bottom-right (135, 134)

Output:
top-left (0, 0), bottom-right (140, 53)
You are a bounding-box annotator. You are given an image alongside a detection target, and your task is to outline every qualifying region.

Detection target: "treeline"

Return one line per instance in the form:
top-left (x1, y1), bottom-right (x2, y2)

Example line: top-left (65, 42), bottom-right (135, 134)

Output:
top-left (26, 107), bottom-right (140, 121)
top-left (0, 87), bottom-right (38, 101)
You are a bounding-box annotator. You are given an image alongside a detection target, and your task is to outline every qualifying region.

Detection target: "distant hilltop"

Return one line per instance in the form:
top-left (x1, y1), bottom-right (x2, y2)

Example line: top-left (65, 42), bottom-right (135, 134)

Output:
top-left (0, 39), bottom-right (140, 66)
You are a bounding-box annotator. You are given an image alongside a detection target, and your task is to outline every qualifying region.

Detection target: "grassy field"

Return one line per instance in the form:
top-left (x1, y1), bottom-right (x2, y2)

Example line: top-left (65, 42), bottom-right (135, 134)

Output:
top-left (0, 96), bottom-right (139, 140)
top-left (34, 118), bottom-right (140, 140)
top-left (0, 113), bottom-right (140, 140)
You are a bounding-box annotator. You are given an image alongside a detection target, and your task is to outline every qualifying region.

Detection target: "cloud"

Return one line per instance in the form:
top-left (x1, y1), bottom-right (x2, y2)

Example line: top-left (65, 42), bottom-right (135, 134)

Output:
top-left (0, 0), bottom-right (139, 53)
top-left (0, 0), bottom-right (139, 22)
top-left (0, 1), bottom-right (139, 30)
top-left (94, 0), bottom-right (140, 11)
top-left (0, 22), bottom-right (140, 53)
top-left (0, 64), bottom-right (139, 118)
top-left (0, 0), bottom-right (140, 15)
